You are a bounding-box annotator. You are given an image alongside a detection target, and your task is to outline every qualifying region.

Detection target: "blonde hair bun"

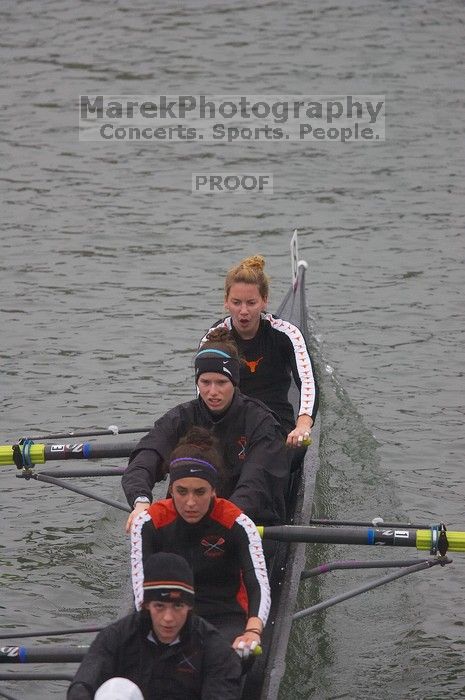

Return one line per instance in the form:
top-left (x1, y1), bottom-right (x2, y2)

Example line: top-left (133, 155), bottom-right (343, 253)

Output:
top-left (240, 255), bottom-right (265, 272)
top-left (225, 255), bottom-right (269, 300)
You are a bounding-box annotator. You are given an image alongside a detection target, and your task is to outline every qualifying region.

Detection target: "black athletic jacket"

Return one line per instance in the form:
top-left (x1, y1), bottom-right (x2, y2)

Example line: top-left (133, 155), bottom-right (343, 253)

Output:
top-left (67, 611), bottom-right (242, 700)
top-left (131, 498), bottom-right (271, 624)
top-left (201, 314), bottom-right (319, 433)
top-left (122, 390), bottom-right (288, 525)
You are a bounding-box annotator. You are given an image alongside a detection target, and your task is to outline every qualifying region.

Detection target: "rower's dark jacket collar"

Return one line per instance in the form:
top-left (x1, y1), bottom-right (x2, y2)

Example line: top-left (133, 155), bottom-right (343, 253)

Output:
top-left (198, 388), bottom-right (285, 439)
top-left (230, 315), bottom-right (266, 343)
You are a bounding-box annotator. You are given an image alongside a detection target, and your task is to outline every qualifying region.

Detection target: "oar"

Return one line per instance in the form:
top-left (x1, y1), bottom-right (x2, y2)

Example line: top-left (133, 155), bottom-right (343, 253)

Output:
top-left (0, 644), bottom-right (263, 665)
top-left (27, 426), bottom-right (151, 440)
top-left (258, 524), bottom-right (464, 553)
top-left (294, 557), bottom-right (449, 620)
top-left (301, 557), bottom-right (432, 578)
top-left (0, 440), bottom-right (137, 468)
top-left (310, 517), bottom-right (433, 529)
top-left (36, 467), bottom-right (125, 478)
top-left (0, 627), bottom-right (103, 641)
top-left (17, 472), bottom-right (131, 513)
top-left (0, 672), bottom-right (74, 681)
top-left (0, 645), bottom-right (87, 663)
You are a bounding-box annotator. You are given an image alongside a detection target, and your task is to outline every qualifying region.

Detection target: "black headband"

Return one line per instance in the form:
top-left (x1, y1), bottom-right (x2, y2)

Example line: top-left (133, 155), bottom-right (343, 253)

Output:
top-left (169, 457), bottom-right (218, 487)
top-left (195, 349), bottom-right (240, 386)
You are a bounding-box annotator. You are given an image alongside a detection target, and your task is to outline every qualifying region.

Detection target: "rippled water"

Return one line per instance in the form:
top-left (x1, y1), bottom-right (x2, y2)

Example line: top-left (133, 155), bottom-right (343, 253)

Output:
top-left (1, 0), bottom-right (464, 698)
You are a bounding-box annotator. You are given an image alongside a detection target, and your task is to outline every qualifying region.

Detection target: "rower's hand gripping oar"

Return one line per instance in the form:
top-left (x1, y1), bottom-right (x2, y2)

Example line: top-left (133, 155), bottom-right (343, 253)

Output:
top-left (0, 641), bottom-right (262, 665)
top-left (0, 627), bottom-right (262, 665)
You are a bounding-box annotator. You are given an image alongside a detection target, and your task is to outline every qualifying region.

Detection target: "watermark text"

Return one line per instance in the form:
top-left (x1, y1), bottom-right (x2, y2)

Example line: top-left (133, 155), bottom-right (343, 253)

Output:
top-left (79, 94), bottom-right (385, 143)
top-left (192, 173), bottom-right (273, 194)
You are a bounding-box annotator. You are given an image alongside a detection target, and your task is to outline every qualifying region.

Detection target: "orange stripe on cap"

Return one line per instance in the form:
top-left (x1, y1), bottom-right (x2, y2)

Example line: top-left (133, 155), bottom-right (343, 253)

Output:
top-left (143, 580), bottom-right (195, 594)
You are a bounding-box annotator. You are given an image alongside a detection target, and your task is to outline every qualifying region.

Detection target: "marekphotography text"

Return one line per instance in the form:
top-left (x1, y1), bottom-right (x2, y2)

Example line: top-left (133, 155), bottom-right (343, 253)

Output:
top-left (79, 95), bottom-right (385, 143)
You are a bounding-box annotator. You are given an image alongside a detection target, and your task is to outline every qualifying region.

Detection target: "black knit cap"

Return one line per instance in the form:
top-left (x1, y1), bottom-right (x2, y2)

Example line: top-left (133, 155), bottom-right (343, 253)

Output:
top-left (195, 348), bottom-right (240, 386)
top-left (143, 552), bottom-right (195, 605)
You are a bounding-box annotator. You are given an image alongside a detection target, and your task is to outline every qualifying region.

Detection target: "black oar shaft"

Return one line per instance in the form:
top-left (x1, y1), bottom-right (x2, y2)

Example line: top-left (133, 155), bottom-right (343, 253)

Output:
top-left (0, 646), bottom-right (87, 664)
top-left (0, 627), bottom-right (103, 641)
top-left (310, 518), bottom-right (432, 529)
top-left (0, 673), bottom-right (74, 681)
top-left (23, 473), bottom-right (131, 513)
top-left (301, 558), bottom-right (428, 578)
top-left (30, 427), bottom-right (151, 440)
top-left (37, 468), bottom-right (125, 478)
top-left (263, 525), bottom-right (418, 548)
top-left (43, 441), bottom-right (136, 460)
top-left (1, 440), bottom-right (137, 468)
top-left (294, 558), bottom-right (448, 620)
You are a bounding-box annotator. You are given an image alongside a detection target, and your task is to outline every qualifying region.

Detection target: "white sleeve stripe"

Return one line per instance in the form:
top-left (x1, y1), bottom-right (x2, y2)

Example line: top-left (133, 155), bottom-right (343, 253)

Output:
top-left (236, 512), bottom-right (271, 626)
top-left (265, 313), bottom-right (317, 418)
top-left (130, 511), bottom-right (152, 611)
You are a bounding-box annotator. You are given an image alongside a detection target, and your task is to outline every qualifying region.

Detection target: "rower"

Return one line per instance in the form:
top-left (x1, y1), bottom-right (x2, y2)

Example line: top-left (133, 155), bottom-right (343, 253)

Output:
top-left (200, 254), bottom-right (318, 448)
top-left (131, 426), bottom-right (270, 653)
top-left (67, 552), bottom-right (242, 700)
top-left (122, 328), bottom-right (289, 532)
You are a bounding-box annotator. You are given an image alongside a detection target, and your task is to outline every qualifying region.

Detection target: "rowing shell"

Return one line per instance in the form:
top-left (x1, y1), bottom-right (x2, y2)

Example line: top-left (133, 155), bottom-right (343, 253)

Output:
top-left (242, 232), bottom-right (320, 699)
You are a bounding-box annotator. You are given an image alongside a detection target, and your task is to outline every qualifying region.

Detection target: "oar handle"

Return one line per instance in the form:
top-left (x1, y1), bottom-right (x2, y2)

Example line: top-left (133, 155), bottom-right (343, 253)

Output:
top-left (287, 437), bottom-right (311, 448)
top-left (0, 642), bottom-right (262, 664)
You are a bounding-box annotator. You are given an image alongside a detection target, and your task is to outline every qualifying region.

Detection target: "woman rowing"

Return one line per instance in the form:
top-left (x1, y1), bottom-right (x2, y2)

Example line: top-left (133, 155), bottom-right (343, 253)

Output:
top-left (200, 255), bottom-right (318, 448)
top-left (68, 553), bottom-right (242, 699)
top-left (122, 328), bottom-right (288, 531)
top-left (131, 427), bottom-right (270, 655)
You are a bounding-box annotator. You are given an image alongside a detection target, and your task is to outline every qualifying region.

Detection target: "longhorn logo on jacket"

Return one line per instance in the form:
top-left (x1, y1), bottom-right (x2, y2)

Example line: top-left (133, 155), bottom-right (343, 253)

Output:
top-left (244, 356), bottom-right (263, 374)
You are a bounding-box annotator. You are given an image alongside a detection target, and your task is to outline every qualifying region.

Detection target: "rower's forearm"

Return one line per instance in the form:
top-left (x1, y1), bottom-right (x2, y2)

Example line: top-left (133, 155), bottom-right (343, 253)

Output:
top-left (121, 449), bottom-right (161, 506)
top-left (245, 616), bottom-right (263, 633)
top-left (296, 414), bottom-right (313, 430)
